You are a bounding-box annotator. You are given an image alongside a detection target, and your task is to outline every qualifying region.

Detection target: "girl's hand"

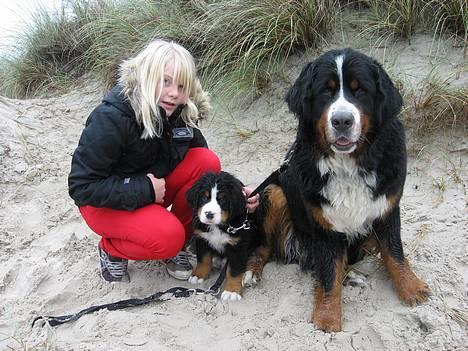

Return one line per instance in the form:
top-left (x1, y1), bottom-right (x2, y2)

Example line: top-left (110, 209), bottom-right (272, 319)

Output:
top-left (147, 174), bottom-right (166, 204)
top-left (243, 187), bottom-right (260, 213)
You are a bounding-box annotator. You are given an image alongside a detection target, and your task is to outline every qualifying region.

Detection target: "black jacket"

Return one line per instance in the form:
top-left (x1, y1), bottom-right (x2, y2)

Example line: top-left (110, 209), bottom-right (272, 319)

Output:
top-left (68, 85), bottom-right (208, 210)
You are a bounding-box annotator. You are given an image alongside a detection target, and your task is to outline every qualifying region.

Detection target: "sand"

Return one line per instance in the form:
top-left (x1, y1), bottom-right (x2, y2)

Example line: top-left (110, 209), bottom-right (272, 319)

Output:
top-left (0, 34), bottom-right (467, 350)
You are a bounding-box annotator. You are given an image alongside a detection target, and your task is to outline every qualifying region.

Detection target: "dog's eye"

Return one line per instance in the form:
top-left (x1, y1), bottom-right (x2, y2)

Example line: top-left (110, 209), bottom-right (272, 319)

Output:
top-left (354, 87), bottom-right (366, 97)
top-left (201, 191), bottom-right (210, 202)
top-left (322, 80), bottom-right (336, 98)
top-left (322, 88), bottom-right (334, 98)
top-left (217, 192), bottom-right (225, 205)
top-left (350, 80), bottom-right (365, 97)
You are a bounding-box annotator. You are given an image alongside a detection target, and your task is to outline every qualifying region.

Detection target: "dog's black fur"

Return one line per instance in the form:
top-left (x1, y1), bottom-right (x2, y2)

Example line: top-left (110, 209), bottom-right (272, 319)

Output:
top-left (250, 48), bottom-right (430, 331)
top-left (186, 171), bottom-right (262, 300)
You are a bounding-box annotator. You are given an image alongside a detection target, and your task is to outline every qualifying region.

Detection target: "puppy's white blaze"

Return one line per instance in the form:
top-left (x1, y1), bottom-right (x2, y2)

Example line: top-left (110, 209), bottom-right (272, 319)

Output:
top-left (318, 156), bottom-right (391, 238)
top-left (327, 55), bottom-right (361, 153)
top-left (199, 185), bottom-right (222, 224)
top-left (221, 291), bottom-right (242, 301)
top-left (199, 226), bottom-right (231, 253)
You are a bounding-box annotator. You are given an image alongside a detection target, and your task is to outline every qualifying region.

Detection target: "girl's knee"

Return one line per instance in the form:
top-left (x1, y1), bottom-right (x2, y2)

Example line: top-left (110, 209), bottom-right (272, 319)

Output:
top-left (190, 148), bottom-right (221, 173)
top-left (148, 221), bottom-right (185, 259)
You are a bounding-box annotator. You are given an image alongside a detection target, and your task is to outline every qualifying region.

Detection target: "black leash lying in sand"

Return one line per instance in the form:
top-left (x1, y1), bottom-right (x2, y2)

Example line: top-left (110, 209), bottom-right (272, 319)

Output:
top-left (32, 263), bottom-right (228, 328)
top-left (32, 157), bottom-right (292, 328)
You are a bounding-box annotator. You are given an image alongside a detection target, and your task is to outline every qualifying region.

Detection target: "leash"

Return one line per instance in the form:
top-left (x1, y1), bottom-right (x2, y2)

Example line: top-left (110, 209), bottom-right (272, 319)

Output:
top-left (32, 262), bottom-right (228, 328)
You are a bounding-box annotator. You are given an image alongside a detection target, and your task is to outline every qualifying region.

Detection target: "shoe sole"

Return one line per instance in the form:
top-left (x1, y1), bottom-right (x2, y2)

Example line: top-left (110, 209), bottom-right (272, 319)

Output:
top-left (165, 267), bottom-right (192, 280)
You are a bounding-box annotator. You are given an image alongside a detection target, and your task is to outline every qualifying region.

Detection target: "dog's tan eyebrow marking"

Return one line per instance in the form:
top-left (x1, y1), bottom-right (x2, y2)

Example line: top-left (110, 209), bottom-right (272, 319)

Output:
top-left (327, 80), bottom-right (336, 90)
top-left (350, 79), bottom-right (359, 91)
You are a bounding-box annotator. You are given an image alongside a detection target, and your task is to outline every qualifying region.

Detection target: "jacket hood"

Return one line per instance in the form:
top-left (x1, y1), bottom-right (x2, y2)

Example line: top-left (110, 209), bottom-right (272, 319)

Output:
top-left (118, 59), bottom-right (210, 121)
top-left (102, 85), bottom-right (135, 117)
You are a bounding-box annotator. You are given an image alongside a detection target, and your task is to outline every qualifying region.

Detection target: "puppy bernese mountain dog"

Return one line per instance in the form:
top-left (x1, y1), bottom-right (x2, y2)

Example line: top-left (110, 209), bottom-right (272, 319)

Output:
top-left (247, 48), bottom-right (431, 332)
top-left (186, 171), bottom-right (261, 301)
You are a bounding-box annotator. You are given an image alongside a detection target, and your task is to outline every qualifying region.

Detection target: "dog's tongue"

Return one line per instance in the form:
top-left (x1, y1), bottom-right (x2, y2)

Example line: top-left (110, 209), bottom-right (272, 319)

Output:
top-left (336, 137), bottom-right (351, 146)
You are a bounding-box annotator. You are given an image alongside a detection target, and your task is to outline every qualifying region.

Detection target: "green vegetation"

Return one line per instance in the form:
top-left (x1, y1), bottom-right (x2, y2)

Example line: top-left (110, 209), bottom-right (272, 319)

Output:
top-left (425, 0), bottom-right (467, 38)
top-left (359, 0), bottom-right (423, 40)
top-left (0, 0), bottom-right (466, 134)
top-left (0, 0), bottom-right (339, 98)
top-left (189, 0), bottom-right (338, 96)
top-left (412, 72), bottom-right (468, 134)
top-left (358, 0), bottom-right (467, 42)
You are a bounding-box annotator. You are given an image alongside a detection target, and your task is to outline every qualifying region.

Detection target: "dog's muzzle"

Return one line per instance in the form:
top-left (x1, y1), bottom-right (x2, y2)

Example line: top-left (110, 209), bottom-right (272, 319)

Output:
top-left (327, 103), bottom-right (361, 154)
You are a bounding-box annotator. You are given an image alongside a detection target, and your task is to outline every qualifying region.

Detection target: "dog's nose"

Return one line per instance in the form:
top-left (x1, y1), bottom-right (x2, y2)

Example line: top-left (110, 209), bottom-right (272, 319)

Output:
top-left (331, 112), bottom-right (354, 131)
top-left (204, 211), bottom-right (214, 220)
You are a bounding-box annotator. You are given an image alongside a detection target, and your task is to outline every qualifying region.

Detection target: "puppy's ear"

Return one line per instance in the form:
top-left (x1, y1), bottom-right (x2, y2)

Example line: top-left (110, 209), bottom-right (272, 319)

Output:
top-left (373, 61), bottom-right (403, 124)
top-left (186, 178), bottom-right (202, 210)
top-left (285, 62), bottom-right (314, 118)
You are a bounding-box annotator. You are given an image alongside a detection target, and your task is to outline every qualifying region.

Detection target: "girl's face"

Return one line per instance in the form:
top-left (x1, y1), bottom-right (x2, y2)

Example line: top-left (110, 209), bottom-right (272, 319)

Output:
top-left (156, 62), bottom-right (188, 117)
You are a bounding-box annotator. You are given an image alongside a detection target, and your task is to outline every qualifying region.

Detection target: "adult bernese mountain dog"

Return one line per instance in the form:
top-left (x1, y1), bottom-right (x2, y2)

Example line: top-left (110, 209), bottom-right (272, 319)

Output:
top-left (247, 48), bottom-right (431, 332)
top-left (186, 171), bottom-right (261, 301)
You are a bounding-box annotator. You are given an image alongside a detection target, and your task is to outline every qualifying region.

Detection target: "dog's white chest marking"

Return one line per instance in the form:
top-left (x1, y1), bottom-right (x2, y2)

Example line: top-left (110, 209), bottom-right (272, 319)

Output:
top-left (318, 156), bottom-right (390, 238)
top-left (199, 226), bottom-right (231, 254)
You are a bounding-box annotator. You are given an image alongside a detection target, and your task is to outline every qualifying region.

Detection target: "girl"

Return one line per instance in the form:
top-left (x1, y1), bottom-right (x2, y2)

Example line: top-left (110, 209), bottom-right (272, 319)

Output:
top-left (68, 40), bottom-right (226, 282)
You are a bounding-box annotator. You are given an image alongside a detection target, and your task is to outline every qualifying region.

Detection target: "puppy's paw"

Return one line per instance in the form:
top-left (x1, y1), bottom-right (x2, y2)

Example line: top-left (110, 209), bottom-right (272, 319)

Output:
top-left (221, 290), bottom-right (242, 301)
top-left (188, 275), bottom-right (205, 284)
top-left (343, 270), bottom-right (368, 287)
top-left (242, 270), bottom-right (258, 287)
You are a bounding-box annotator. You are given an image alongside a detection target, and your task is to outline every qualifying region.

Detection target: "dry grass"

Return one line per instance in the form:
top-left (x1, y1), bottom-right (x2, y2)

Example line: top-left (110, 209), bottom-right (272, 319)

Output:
top-left (357, 0), bottom-right (466, 46)
top-left (410, 73), bottom-right (468, 134)
top-left (425, 0), bottom-right (467, 39)
top-left (358, 0), bottom-right (423, 40)
top-left (187, 0), bottom-right (339, 98)
top-left (0, 0), bottom-right (339, 98)
top-left (0, 0), bottom-right (108, 98)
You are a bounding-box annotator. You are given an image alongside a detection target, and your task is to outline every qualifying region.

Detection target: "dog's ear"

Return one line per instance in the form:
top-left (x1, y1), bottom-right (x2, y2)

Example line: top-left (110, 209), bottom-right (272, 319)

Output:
top-left (185, 181), bottom-right (200, 210)
top-left (219, 171), bottom-right (244, 188)
top-left (373, 60), bottom-right (403, 125)
top-left (285, 62), bottom-right (314, 118)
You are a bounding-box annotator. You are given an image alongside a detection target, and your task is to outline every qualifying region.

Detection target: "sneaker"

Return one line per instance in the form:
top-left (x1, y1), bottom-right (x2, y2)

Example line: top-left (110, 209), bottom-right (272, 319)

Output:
top-left (163, 250), bottom-right (193, 280)
top-left (98, 245), bottom-right (130, 282)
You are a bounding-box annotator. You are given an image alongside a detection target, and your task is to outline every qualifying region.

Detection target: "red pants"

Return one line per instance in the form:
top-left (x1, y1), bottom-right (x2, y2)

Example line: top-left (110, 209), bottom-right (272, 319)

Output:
top-left (79, 148), bottom-right (221, 260)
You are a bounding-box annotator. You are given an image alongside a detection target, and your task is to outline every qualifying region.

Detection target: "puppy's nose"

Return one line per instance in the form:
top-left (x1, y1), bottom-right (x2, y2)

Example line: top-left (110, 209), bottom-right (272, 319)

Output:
top-left (331, 112), bottom-right (354, 131)
top-left (204, 211), bottom-right (214, 220)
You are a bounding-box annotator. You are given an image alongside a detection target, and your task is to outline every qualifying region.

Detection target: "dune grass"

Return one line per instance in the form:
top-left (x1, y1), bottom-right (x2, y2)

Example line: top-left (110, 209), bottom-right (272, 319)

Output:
top-left (0, 0), bottom-right (339, 98)
top-left (189, 0), bottom-right (339, 98)
top-left (358, 0), bottom-right (424, 41)
top-left (0, 1), bottom-right (99, 97)
top-left (410, 71), bottom-right (468, 134)
top-left (79, 0), bottom-right (201, 88)
top-left (425, 0), bottom-right (467, 38)
top-left (0, 0), bottom-right (465, 133)
top-left (357, 0), bottom-right (467, 44)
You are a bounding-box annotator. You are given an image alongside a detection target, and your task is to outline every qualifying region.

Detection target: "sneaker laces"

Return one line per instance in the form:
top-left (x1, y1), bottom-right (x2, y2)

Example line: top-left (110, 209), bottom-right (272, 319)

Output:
top-left (100, 249), bottom-right (128, 279)
top-left (168, 251), bottom-right (192, 270)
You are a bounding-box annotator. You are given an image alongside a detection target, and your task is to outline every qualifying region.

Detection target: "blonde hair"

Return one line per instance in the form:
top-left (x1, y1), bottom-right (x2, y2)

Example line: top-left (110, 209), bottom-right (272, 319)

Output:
top-left (118, 39), bottom-right (209, 139)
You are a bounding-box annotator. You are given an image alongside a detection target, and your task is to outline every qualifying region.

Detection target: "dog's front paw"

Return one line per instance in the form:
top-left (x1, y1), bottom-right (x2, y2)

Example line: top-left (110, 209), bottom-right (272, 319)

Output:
top-left (188, 275), bottom-right (205, 284)
top-left (242, 270), bottom-right (258, 287)
top-left (221, 290), bottom-right (242, 301)
top-left (311, 314), bottom-right (342, 333)
top-left (398, 276), bottom-right (431, 306)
